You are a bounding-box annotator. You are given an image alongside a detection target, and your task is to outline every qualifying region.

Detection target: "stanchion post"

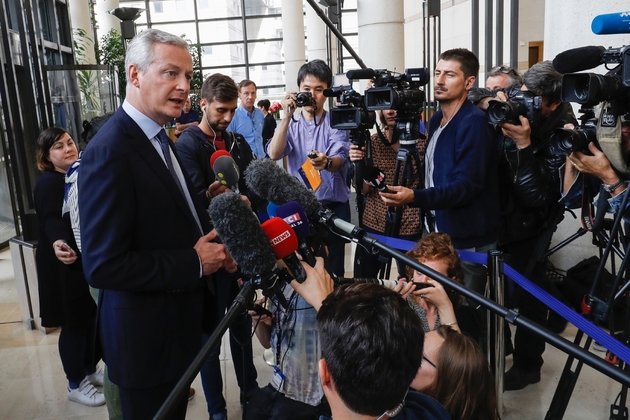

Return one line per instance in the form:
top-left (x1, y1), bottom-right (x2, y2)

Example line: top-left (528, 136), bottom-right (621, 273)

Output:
top-left (487, 250), bottom-right (505, 416)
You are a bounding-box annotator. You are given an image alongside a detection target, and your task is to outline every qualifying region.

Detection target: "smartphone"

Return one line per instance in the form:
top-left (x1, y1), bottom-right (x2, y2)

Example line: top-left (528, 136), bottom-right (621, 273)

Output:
top-left (60, 242), bottom-right (76, 256)
top-left (252, 304), bottom-right (272, 317)
top-left (307, 150), bottom-right (318, 159)
top-left (413, 282), bottom-right (434, 291)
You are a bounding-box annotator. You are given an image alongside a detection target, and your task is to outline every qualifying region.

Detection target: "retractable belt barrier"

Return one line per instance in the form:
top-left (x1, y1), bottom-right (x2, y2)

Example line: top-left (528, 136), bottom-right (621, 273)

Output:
top-left (371, 233), bottom-right (630, 365)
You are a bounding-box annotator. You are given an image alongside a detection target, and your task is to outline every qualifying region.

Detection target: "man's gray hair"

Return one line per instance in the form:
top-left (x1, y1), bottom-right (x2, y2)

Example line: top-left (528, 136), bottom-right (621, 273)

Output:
top-left (125, 29), bottom-right (189, 84)
top-left (487, 65), bottom-right (522, 88)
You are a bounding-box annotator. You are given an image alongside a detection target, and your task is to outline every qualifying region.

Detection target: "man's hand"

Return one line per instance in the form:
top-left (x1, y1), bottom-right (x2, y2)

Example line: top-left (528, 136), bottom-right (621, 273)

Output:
top-left (500, 115), bottom-right (532, 149)
top-left (223, 250), bottom-right (238, 273)
top-left (477, 90), bottom-right (508, 111)
top-left (208, 180), bottom-right (230, 198)
top-left (568, 142), bottom-right (615, 180)
top-left (53, 240), bottom-right (77, 265)
top-left (194, 230), bottom-right (227, 275)
top-left (393, 279), bottom-right (416, 300)
top-left (290, 257), bottom-right (334, 311)
top-left (281, 92), bottom-right (297, 119)
top-left (349, 144), bottom-right (365, 162)
top-left (309, 151), bottom-right (329, 170)
top-left (379, 185), bottom-right (415, 207)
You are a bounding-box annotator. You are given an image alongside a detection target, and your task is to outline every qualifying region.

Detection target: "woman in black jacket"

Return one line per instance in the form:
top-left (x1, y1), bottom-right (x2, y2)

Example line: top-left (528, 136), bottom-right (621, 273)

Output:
top-left (34, 127), bottom-right (104, 407)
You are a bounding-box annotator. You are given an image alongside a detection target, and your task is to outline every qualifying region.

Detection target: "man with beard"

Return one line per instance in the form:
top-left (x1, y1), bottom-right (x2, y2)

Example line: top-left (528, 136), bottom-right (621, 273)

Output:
top-left (380, 48), bottom-right (500, 294)
top-left (175, 73), bottom-right (261, 420)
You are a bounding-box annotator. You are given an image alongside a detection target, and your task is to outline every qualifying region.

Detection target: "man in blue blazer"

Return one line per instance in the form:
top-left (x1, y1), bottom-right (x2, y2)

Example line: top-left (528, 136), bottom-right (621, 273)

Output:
top-left (380, 48), bottom-right (500, 293)
top-left (79, 29), bottom-right (232, 419)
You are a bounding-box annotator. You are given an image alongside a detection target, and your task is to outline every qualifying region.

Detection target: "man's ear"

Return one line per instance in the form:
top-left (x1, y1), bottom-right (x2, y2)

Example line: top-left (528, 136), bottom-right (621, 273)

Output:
top-left (319, 359), bottom-right (331, 387)
top-left (465, 76), bottom-right (476, 90)
top-left (128, 64), bottom-right (141, 88)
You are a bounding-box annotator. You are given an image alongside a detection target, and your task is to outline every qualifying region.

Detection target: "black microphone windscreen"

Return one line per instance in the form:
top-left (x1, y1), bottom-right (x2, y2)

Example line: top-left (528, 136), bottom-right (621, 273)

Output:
top-left (213, 155), bottom-right (240, 188)
top-left (346, 68), bottom-right (376, 80)
top-left (245, 159), bottom-right (321, 216)
top-left (208, 192), bottom-right (276, 277)
top-left (552, 46), bottom-right (605, 74)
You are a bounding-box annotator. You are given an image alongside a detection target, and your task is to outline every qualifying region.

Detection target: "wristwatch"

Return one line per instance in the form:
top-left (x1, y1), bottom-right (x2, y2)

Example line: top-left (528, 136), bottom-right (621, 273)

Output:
top-left (602, 179), bottom-right (624, 193)
top-left (325, 157), bottom-right (333, 170)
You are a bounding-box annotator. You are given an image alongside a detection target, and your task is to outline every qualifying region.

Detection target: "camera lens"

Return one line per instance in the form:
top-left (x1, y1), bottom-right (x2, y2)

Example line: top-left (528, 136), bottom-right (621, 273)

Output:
top-left (549, 127), bottom-right (597, 155)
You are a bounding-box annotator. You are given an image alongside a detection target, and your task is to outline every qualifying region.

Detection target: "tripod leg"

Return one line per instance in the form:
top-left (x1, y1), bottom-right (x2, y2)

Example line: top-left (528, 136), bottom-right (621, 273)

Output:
top-left (544, 330), bottom-right (591, 420)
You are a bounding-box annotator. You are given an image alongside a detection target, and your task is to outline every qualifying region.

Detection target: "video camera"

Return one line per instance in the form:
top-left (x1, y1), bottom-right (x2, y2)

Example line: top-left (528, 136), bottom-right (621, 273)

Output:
top-left (325, 85), bottom-right (374, 134)
top-left (486, 89), bottom-right (543, 126)
top-left (559, 45), bottom-right (630, 116)
top-left (344, 67), bottom-right (429, 148)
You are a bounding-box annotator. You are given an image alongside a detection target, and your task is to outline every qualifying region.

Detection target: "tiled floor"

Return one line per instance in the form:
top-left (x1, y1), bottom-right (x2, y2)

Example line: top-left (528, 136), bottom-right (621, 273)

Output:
top-left (0, 244), bottom-right (625, 419)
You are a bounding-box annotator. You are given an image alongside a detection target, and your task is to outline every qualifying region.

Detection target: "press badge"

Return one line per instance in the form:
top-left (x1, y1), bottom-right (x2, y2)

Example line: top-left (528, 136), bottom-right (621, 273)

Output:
top-left (272, 366), bottom-right (286, 389)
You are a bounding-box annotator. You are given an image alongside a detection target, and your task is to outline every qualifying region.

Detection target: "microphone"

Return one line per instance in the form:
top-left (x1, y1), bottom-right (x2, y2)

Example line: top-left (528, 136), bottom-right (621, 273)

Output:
top-left (208, 192), bottom-right (276, 278)
top-left (592, 11), bottom-right (630, 35)
top-left (552, 46), bottom-right (605, 74)
top-left (267, 202), bottom-right (279, 218)
top-left (245, 159), bottom-right (362, 241)
top-left (363, 165), bottom-right (393, 193)
top-left (276, 202), bottom-right (317, 267)
top-left (346, 68), bottom-right (377, 80)
top-left (211, 151), bottom-right (240, 192)
top-left (261, 217), bottom-right (307, 283)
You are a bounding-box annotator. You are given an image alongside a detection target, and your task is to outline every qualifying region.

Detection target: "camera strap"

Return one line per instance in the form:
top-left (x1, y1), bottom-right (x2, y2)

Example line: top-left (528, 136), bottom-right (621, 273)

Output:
top-left (580, 178), bottom-right (595, 231)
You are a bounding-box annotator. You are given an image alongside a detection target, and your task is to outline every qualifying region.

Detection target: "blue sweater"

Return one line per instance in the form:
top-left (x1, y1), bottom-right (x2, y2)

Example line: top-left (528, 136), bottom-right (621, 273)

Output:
top-left (413, 99), bottom-right (500, 249)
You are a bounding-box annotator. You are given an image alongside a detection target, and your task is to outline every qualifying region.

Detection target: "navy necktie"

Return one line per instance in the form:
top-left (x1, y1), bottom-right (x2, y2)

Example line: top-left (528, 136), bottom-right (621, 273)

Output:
top-left (156, 129), bottom-right (186, 199)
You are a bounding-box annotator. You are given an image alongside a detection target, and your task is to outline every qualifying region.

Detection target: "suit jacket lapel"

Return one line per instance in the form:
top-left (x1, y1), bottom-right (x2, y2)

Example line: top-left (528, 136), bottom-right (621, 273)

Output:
top-left (117, 110), bottom-right (205, 233)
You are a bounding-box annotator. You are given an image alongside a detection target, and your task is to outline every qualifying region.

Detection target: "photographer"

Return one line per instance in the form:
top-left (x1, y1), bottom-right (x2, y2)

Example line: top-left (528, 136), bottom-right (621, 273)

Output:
top-left (349, 109), bottom-right (423, 278)
top-left (563, 114), bottom-right (630, 217)
top-left (477, 61), bottom-right (578, 391)
top-left (267, 59), bottom-right (351, 277)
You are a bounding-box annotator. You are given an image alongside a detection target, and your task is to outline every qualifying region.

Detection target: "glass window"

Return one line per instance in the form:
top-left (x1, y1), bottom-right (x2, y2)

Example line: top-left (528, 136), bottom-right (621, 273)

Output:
top-left (341, 11), bottom-right (357, 33)
top-left (244, 0), bottom-right (280, 15)
top-left (118, 1), bottom-right (148, 25)
top-left (149, 0), bottom-right (195, 22)
top-left (247, 40), bottom-right (282, 64)
top-left (201, 44), bottom-right (245, 68)
top-left (245, 16), bottom-right (283, 40)
top-left (247, 63), bottom-right (285, 88)
top-left (153, 2), bottom-right (164, 14)
top-left (198, 20), bottom-right (243, 44)
top-left (196, 0), bottom-right (241, 19)
top-left (202, 67), bottom-right (247, 83)
top-left (150, 22), bottom-right (198, 43)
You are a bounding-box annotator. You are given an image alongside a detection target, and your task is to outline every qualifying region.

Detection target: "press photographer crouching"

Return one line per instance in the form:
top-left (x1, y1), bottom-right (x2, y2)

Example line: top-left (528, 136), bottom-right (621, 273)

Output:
top-left (471, 60), bottom-right (578, 391)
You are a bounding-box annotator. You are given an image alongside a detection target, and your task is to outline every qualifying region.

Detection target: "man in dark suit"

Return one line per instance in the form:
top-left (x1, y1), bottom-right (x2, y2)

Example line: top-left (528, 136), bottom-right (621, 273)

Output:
top-left (78, 29), bottom-right (232, 419)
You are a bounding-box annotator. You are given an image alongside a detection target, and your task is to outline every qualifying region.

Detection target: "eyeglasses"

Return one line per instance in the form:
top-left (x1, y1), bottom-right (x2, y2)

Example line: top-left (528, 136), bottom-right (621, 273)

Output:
top-left (489, 65), bottom-right (518, 77)
top-left (422, 354), bottom-right (437, 369)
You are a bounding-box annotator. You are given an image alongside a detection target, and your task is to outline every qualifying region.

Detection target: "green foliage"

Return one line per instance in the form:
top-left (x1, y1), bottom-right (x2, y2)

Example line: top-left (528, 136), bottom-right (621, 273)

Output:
top-left (73, 28), bottom-right (100, 120)
top-left (181, 34), bottom-right (203, 111)
top-left (99, 29), bottom-right (126, 100)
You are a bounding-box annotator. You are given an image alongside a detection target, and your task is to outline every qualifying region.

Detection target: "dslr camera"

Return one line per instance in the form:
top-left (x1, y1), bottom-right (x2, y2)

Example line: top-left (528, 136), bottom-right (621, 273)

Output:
top-left (486, 89), bottom-right (543, 126)
top-left (295, 91), bottom-right (315, 107)
top-left (549, 108), bottom-right (598, 155)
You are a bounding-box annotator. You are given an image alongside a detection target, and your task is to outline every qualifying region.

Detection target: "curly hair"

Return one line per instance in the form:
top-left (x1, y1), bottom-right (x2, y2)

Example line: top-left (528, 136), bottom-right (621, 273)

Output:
top-left (405, 233), bottom-right (464, 306)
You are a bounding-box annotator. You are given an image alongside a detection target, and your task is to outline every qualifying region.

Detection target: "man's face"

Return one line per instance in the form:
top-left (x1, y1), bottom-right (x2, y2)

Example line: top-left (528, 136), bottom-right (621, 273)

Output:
top-left (239, 84), bottom-right (257, 110)
top-left (129, 43), bottom-right (192, 126)
top-left (521, 84), bottom-right (559, 118)
top-left (183, 97), bottom-right (191, 113)
top-left (299, 74), bottom-right (328, 113)
top-left (486, 74), bottom-right (511, 90)
top-left (434, 59), bottom-right (474, 104)
top-left (202, 98), bottom-right (238, 132)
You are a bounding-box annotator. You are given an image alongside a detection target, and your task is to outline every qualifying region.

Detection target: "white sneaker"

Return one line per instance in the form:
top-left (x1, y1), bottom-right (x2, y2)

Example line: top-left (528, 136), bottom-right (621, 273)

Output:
top-left (68, 378), bottom-right (106, 407)
top-left (86, 366), bottom-right (104, 387)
